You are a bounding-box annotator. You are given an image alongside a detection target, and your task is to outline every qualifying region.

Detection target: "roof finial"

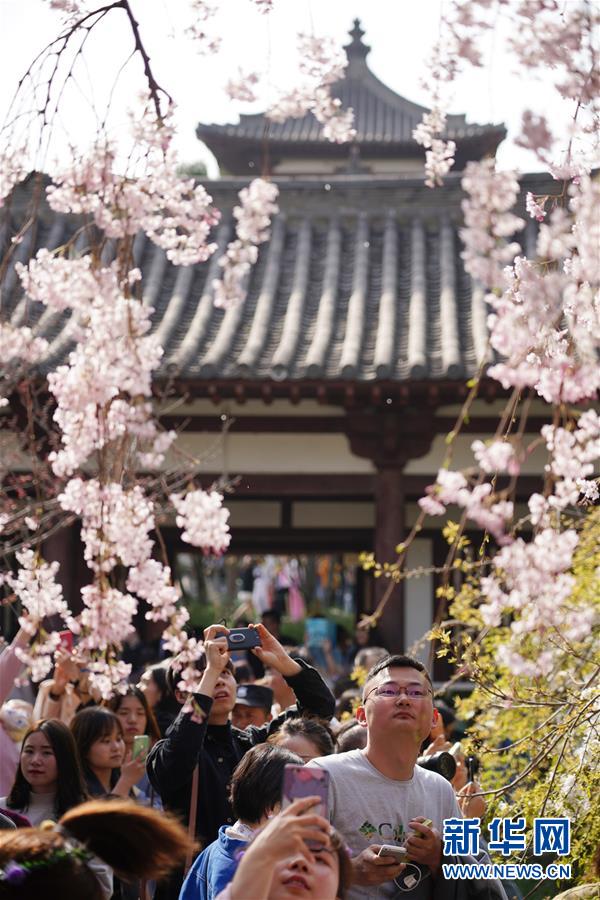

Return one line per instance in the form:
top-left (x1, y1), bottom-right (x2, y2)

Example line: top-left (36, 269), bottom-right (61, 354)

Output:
top-left (345, 18), bottom-right (370, 60)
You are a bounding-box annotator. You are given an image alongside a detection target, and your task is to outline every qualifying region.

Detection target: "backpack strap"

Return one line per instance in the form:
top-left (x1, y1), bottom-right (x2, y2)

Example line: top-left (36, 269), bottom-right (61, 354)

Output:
top-left (184, 764), bottom-right (200, 874)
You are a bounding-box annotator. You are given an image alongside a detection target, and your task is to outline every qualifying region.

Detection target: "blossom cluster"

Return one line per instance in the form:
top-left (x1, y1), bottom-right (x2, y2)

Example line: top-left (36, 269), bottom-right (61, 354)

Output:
top-left (127, 559), bottom-right (181, 622)
top-left (479, 528), bottom-right (596, 677)
top-left (186, 1), bottom-right (221, 54)
top-left (0, 148), bottom-right (28, 208)
top-left (487, 176), bottom-right (600, 404)
top-left (47, 112), bottom-right (219, 266)
top-left (418, 469), bottom-right (513, 545)
top-left (58, 478), bottom-right (155, 572)
top-left (4, 550), bottom-right (77, 682)
top-left (17, 256), bottom-right (164, 475)
top-left (0, 322), bottom-right (48, 406)
top-left (460, 159), bottom-right (524, 291)
top-left (531, 410), bottom-right (600, 523)
top-left (412, 107), bottom-right (456, 188)
top-left (170, 488), bottom-right (231, 554)
top-left (267, 34), bottom-right (356, 144)
top-left (225, 71), bottom-right (260, 103)
top-left (213, 178), bottom-right (279, 308)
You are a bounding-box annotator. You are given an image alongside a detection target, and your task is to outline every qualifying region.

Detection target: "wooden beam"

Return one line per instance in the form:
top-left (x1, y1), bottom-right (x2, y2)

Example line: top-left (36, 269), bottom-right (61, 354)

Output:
top-left (159, 414), bottom-right (552, 435)
top-left (199, 472), bottom-right (544, 500)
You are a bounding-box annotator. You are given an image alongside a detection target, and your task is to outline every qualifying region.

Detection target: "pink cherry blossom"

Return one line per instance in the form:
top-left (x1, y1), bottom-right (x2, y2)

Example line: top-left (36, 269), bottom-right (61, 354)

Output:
top-left (225, 71), bottom-right (260, 103)
top-left (0, 148), bottom-right (28, 208)
top-left (170, 488), bottom-right (231, 554)
top-left (58, 478), bottom-right (155, 572)
top-left (525, 192), bottom-right (548, 222)
top-left (266, 34), bottom-right (355, 144)
top-left (472, 439), bottom-right (521, 475)
top-left (460, 159), bottom-right (524, 291)
top-left (47, 106), bottom-right (220, 266)
top-left (5, 550), bottom-right (77, 682)
top-left (186, 1), bottom-right (221, 54)
top-left (418, 495), bottom-right (447, 517)
top-left (213, 179), bottom-right (279, 308)
top-left (127, 559), bottom-right (181, 622)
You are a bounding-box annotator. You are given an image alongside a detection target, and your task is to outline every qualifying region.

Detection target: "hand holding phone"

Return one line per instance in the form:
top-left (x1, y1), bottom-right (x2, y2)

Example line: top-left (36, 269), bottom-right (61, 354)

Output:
top-left (226, 627), bottom-right (262, 650)
top-left (377, 845), bottom-right (407, 862)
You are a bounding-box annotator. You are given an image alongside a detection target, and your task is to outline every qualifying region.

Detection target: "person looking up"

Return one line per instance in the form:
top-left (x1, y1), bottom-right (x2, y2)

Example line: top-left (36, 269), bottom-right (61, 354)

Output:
top-left (146, 622), bottom-right (334, 900)
top-left (180, 743), bottom-right (303, 900)
top-left (0, 719), bottom-right (88, 826)
top-left (312, 655), bottom-right (464, 899)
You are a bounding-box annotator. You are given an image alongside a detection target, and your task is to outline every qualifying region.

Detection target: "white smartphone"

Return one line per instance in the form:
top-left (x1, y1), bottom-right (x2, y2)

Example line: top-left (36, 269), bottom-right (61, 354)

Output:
top-left (377, 845), bottom-right (408, 862)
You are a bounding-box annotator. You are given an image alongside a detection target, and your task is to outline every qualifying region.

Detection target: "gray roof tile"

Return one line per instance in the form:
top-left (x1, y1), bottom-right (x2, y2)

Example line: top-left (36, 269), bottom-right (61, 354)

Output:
top-left (2, 173), bottom-right (551, 384)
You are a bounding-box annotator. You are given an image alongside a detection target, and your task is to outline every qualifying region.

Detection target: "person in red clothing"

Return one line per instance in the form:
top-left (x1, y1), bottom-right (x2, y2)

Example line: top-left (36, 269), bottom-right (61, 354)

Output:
top-left (147, 622), bottom-right (335, 900)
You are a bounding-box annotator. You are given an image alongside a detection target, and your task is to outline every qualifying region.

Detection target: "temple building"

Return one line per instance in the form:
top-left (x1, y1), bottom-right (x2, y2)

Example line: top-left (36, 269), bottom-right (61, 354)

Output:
top-left (2, 21), bottom-right (553, 675)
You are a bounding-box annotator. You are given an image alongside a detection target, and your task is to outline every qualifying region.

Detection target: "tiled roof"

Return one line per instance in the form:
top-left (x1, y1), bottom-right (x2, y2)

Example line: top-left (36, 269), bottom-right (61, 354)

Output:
top-left (2, 174), bottom-right (545, 384)
top-left (197, 20), bottom-right (505, 152)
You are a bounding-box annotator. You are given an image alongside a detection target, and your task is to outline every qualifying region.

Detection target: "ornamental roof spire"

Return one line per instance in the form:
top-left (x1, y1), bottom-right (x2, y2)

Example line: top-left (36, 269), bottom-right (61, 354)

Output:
top-left (344, 18), bottom-right (371, 62)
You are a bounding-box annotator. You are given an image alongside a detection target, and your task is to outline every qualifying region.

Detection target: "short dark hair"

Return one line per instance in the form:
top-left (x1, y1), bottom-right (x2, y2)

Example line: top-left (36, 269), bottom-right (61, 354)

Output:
top-left (268, 717), bottom-right (335, 758)
top-left (335, 719), bottom-right (367, 753)
top-left (362, 654), bottom-right (433, 699)
top-left (228, 744), bottom-right (302, 824)
top-left (165, 649), bottom-right (235, 698)
top-left (7, 719), bottom-right (88, 819)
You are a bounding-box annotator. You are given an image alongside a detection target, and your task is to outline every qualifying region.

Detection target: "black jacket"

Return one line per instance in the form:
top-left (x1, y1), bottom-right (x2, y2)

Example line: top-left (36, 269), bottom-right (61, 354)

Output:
top-left (146, 658), bottom-right (334, 847)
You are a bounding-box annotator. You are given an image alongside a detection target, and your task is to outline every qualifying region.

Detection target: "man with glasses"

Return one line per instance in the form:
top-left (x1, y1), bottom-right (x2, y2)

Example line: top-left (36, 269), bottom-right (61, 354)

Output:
top-left (312, 654), bottom-right (463, 899)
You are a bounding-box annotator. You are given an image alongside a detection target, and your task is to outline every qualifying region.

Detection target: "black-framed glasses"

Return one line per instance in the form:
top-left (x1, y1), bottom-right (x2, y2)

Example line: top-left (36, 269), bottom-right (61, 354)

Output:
top-left (364, 682), bottom-right (432, 701)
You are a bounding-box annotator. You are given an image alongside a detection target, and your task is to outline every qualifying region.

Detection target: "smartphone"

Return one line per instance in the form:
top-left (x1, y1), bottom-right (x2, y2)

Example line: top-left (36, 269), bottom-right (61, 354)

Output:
top-left (132, 734), bottom-right (150, 761)
top-left (377, 845), bottom-right (407, 862)
top-left (281, 764), bottom-right (330, 820)
top-left (58, 630), bottom-right (73, 653)
top-left (226, 628), bottom-right (262, 650)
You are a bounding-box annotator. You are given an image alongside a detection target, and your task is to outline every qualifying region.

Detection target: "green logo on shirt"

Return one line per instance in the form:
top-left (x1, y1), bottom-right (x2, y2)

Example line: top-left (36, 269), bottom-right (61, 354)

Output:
top-left (359, 820), bottom-right (405, 842)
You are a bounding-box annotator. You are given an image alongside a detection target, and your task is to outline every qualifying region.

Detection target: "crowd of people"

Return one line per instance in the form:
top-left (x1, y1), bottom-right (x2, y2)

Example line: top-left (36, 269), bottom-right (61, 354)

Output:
top-left (0, 613), bottom-right (500, 900)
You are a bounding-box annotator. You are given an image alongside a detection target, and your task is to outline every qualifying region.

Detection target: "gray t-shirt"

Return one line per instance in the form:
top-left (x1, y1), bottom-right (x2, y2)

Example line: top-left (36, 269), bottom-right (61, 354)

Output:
top-left (312, 749), bottom-right (462, 900)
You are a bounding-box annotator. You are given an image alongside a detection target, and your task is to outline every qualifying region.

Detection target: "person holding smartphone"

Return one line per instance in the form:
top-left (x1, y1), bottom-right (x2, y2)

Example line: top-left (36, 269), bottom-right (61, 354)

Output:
top-left (146, 622), bottom-right (335, 900)
top-left (311, 654), bottom-right (506, 900)
top-left (106, 686), bottom-right (162, 808)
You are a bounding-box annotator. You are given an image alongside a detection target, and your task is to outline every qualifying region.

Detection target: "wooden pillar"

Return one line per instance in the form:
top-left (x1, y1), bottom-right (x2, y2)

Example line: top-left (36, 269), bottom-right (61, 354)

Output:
top-left (344, 408), bottom-right (438, 655)
top-left (374, 465), bottom-right (405, 652)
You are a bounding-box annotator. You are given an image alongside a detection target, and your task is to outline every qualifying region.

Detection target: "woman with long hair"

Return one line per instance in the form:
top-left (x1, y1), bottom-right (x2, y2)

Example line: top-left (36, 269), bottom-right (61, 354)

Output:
top-left (106, 687), bottom-right (161, 806)
top-left (0, 719), bottom-right (88, 826)
top-left (0, 799), bottom-right (193, 900)
top-left (137, 663), bottom-right (180, 737)
top-left (70, 707), bottom-right (145, 799)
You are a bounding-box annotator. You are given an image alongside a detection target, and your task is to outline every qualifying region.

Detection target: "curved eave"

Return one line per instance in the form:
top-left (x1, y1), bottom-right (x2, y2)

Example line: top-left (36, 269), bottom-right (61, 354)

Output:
top-left (196, 123), bottom-right (507, 175)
